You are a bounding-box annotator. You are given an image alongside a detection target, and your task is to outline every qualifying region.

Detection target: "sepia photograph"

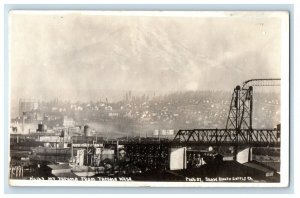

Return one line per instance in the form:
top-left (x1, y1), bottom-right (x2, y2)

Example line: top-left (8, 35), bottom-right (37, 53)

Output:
top-left (8, 11), bottom-right (289, 187)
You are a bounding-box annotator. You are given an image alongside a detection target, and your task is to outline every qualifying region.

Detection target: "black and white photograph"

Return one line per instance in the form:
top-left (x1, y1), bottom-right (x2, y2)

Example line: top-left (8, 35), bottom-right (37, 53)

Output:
top-left (8, 11), bottom-right (289, 187)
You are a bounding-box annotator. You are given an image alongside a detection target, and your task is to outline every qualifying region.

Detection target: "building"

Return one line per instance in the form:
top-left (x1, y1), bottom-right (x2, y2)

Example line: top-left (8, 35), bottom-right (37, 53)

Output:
top-left (19, 99), bottom-right (39, 117)
top-left (62, 116), bottom-right (75, 128)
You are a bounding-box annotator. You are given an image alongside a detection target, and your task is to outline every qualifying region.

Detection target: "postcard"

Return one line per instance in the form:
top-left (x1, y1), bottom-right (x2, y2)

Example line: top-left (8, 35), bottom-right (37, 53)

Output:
top-left (8, 11), bottom-right (289, 187)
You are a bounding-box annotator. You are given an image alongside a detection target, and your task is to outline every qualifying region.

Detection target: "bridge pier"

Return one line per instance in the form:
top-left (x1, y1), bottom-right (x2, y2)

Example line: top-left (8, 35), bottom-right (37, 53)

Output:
top-left (236, 147), bottom-right (253, 163)
top-left (232, 146), bottom-right (237, 161)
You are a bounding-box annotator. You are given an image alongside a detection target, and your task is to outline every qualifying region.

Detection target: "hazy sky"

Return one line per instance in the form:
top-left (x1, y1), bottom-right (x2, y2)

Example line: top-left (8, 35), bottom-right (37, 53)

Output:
top-left (10, 11), bottom-right (284, 101)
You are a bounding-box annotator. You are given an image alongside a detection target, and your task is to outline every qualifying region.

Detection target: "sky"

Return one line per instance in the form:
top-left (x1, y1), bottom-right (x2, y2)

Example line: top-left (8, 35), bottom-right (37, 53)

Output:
top-left (10, 11), bottom-right (284, 102)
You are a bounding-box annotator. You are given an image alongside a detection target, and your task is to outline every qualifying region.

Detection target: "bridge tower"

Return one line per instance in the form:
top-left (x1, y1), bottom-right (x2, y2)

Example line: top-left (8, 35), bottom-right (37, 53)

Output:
top-left (226, 78), bottom-right (281, 132)
top-left (225, 78), bottom-right (281, 160)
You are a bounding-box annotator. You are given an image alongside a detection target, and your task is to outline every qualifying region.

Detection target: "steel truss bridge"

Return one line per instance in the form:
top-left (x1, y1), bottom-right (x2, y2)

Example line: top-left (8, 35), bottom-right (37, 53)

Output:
top-left (105, 79), bottom-right (281, 149)
top-left (172, 78), bottom-right (281, 148)
top-left (173, 128), bottom-right (280, 147)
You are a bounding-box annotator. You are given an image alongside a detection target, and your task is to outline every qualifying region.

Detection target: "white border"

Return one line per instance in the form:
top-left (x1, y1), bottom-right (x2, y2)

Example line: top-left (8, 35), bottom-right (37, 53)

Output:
top-left (279, 10), bottom-right (290, 189)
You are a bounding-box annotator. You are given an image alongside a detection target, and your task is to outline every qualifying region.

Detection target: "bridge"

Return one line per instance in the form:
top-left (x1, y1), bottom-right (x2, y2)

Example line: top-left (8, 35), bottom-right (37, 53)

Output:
top-left (105, 79), bottom-right (281, 151)
top-left (173, 128), bottom-right (280, 147)
top-left (171, 78), bottom-right (281, 148)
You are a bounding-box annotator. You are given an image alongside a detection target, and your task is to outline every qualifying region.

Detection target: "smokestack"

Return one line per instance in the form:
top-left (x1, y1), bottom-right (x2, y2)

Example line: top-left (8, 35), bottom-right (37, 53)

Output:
top-left (22, 112), bottom-right (25, 133)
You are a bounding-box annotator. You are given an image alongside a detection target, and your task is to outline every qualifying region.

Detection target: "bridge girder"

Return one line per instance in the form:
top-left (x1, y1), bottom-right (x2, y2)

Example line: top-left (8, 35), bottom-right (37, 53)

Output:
top-left (173, 128), bottom-right (280, 147)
